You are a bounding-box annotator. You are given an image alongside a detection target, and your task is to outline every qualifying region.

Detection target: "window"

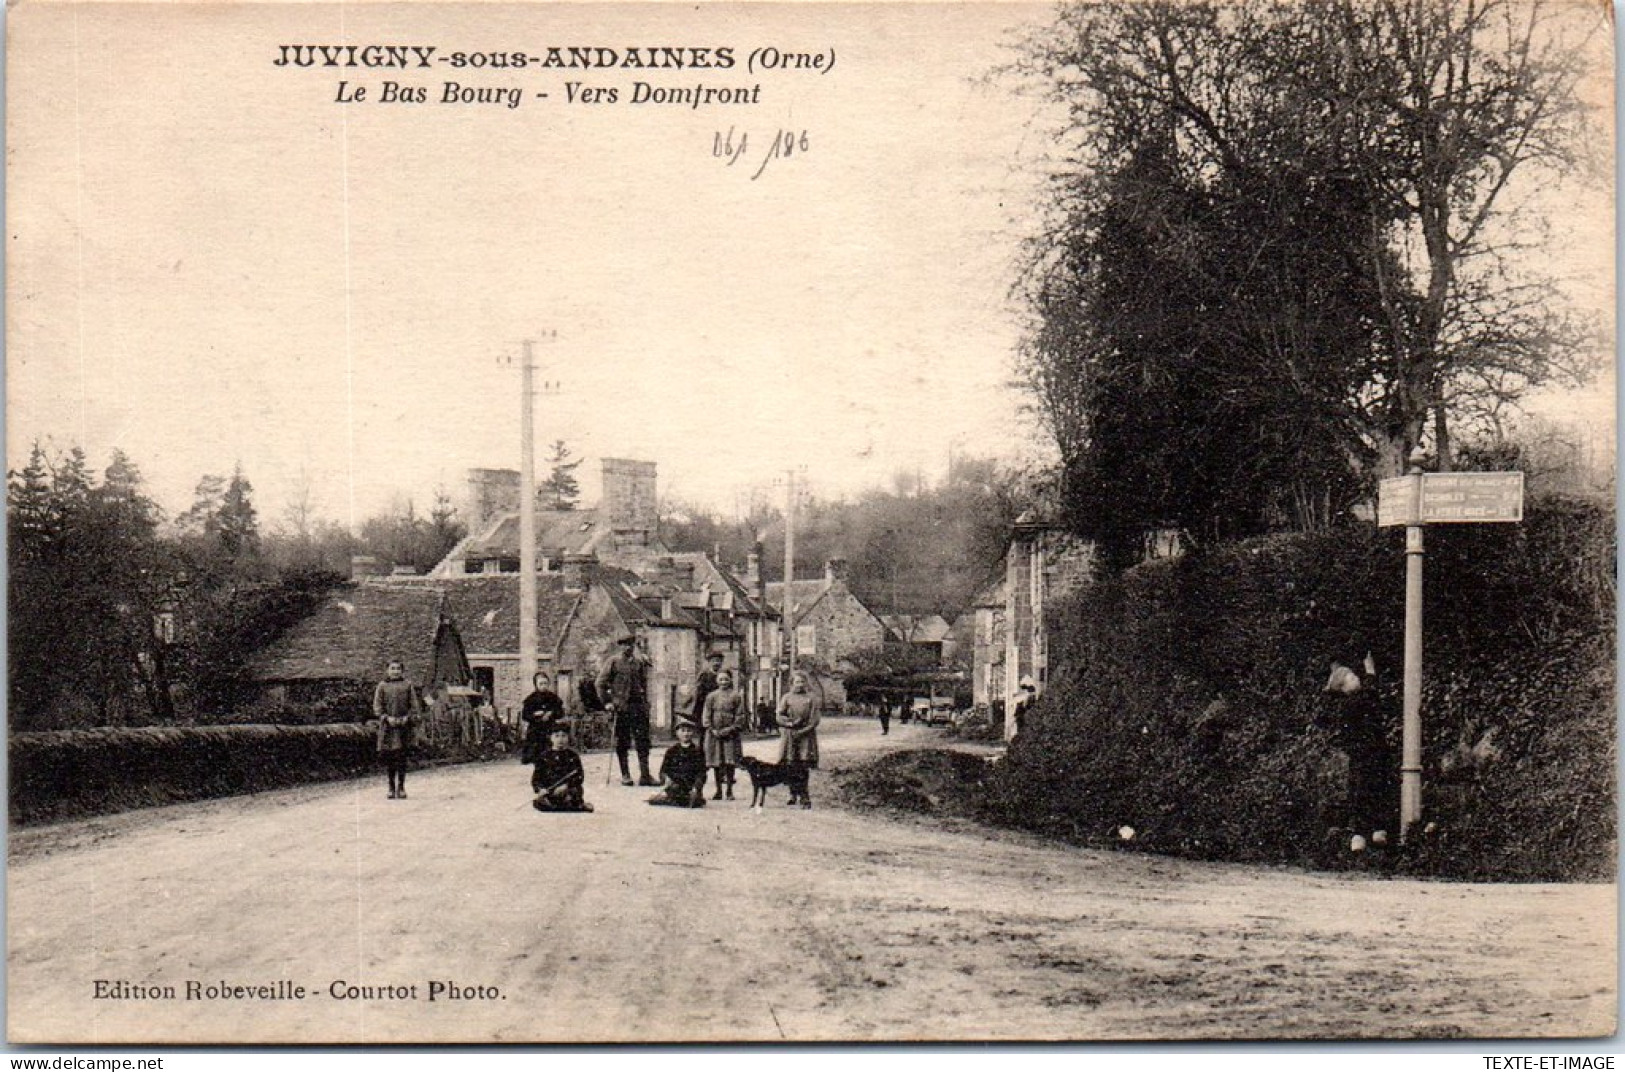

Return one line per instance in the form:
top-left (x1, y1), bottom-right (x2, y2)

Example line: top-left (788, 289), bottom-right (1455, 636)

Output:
top-left (796, 624), bottom-right (816, 654)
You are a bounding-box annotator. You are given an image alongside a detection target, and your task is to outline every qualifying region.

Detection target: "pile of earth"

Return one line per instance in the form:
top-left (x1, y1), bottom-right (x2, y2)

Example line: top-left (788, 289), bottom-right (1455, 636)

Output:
top-left (830, 748), bottom-right (991, 819)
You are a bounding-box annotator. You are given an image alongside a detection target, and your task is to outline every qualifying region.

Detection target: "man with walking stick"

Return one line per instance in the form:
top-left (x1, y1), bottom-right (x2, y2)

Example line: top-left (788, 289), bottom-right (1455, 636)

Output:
top-left (599, 633), bottom-right (658, 787)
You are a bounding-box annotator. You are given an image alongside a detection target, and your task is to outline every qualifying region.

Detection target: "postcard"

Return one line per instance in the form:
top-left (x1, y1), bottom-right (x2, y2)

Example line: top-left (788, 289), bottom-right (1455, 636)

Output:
top-left (7, 0), bottom-right (1615, 1045)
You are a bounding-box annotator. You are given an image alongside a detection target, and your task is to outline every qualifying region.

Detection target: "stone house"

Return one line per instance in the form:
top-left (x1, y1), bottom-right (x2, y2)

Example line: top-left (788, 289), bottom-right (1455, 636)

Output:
top-left (431, 458), bottom-right (669, 578)
top-left (765, 559), bottom-right (889, 708)
top-left (971, 513), bottom-right (1096, 740)
top-left (961, 575), bottom-right (1007, 712)
top-left (429, 458), bottom-right (779, 722)
top-left (395, 559), bottom-right (703, 733)
top-left (247, 584), bottom-right (472, 718)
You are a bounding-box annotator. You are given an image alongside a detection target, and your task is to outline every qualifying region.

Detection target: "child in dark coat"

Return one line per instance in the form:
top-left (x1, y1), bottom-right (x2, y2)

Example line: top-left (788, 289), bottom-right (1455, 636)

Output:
top-left (649, 721), bottom-right (707, 808)
top-left (532, 726), bottom-right (593, 812)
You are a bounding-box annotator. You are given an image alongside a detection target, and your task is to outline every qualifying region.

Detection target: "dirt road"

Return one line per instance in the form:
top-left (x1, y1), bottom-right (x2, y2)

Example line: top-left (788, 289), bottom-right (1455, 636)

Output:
top-left (8, 719), bottom-right (1615, 1043)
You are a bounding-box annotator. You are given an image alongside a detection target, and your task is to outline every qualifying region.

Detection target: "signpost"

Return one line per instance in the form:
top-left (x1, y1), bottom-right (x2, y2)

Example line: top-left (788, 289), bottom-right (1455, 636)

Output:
top-left (1377, 462), bottom-right (1524, 841)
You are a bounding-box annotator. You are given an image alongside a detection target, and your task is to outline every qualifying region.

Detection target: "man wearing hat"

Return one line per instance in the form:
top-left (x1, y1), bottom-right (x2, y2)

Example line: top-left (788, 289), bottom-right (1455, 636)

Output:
top-left (649, 719), bottom-right (707, 807)
top-left (598, 633), bottom-right (657, 787)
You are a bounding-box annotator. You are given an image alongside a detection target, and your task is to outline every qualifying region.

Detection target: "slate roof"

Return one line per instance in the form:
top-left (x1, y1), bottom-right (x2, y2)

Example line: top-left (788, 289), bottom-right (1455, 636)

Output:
top-left (764, 579), bottom-right (833, 624)
top-left (436, 575), bottom-right (585, 655)
top-left (467, 508), bottom-right (608, 558)
top-left (668, 552), bottom-right (771, 617)
top-left (248, 584), bottom-right (451, 685)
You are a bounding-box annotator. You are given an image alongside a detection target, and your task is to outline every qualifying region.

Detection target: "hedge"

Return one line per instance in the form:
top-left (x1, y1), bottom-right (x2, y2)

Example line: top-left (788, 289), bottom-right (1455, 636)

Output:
top-left (10, 722), bottom-right (506, 826)
top-left (984, 496), bottom-right (1616, 881)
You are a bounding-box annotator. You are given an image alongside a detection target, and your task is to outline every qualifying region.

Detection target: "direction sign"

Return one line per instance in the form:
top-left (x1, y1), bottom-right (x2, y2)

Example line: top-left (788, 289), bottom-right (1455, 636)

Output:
top-left (1377, 471), bottom-right (1524, 527)
top-left (1419, 471), bottom-right (1524, 523)
top-left (1377, 476), bottom-right (1418, 528)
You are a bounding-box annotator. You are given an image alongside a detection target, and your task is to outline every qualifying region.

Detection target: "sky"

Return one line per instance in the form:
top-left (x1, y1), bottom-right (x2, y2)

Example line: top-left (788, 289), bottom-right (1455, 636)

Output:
top-left (8, 2), bottom-right (1060, 529)
top-left (7, 1), bottom-right (1614, 532)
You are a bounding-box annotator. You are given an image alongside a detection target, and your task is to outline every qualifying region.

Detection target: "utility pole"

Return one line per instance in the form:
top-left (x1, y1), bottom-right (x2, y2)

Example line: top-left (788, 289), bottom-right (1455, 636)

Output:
top-left (783, 467), bottom-right (797, 678)
top-left (511, 334), bottom-right (558, 690)
top-left (519, 340), bottom-right (538, 689)
top-left (1400, 448), bottom-right (1426, 840)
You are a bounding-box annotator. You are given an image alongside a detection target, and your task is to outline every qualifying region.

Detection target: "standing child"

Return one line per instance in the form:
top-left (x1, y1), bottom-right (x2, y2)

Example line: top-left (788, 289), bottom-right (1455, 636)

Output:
top-left (649, 721), bottom-right (708, 808)
top-left (776, 671), bottom-right (821, 808)
top-left (702, 669), bottom-right (746, 800)
top-left (374, 660), bottom-right (422, 800)
top-left (532, 725), bottom-right (594, 813)
top-left (520, 670), bottom-right (566, 765)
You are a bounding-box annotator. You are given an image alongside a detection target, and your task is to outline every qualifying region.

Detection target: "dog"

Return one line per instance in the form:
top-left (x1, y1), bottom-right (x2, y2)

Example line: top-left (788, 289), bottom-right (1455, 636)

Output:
top-left (737, 756), bottom-right (810, 810)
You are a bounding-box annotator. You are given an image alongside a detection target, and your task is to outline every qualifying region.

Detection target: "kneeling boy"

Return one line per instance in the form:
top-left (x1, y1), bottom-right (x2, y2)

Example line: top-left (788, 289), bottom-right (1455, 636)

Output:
top-left (649, 721), bottom-right (707, 808)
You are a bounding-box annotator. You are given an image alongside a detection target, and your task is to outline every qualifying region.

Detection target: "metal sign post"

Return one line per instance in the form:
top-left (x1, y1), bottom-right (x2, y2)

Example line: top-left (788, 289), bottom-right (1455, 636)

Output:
top-left (1401, 492), bottom-right (1424, 839)
top-left (1378, 463), bottom-right (1524, 842)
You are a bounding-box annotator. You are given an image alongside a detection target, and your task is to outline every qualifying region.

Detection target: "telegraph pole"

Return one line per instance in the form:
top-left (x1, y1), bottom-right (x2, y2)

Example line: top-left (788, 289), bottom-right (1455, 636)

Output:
top-left (783, 467), bottom-right (797, 678)
top-left (518, 340), bottom-right (539, 688)
top-left (513, 334), bottom-right (558, 689)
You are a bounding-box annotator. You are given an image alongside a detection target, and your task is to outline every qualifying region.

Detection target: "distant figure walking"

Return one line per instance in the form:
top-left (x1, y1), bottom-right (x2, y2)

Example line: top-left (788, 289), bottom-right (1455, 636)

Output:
top-left (374, 660), bottom-right (423, 800)
top-left (776, 671), bottom-right (821, 808)
top-left (702, 669), bottom-right (746, 800)
top-left (878, 701), bottom-right (891, 736)
top-left (599, 634), bottom-right (656, 787)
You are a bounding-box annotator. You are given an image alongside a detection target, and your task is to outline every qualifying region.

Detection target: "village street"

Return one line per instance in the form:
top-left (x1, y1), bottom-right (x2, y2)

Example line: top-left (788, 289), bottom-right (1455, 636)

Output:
top-left (8, 719), bottom-right (1615, 1044)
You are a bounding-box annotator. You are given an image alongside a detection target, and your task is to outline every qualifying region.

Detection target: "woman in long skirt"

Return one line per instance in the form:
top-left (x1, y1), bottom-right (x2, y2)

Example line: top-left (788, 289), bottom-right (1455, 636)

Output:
top-left (776, 671), bottom-right (821, 807)
top-left (702, 669), bottom-right (747, 799)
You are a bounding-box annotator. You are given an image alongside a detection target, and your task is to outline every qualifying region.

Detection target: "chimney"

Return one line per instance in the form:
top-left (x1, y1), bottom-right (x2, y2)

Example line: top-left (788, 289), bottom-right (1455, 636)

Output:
top-left (825, 558), bottom-right (848, 585)
top-left (465, 468), bottom-right (520, 531)
top-left (561, 552), bottom-right (594, 594)
top-left (601, 458), bottom-right (658, 545)
top-left (745, 549), bottom-right (761, 586)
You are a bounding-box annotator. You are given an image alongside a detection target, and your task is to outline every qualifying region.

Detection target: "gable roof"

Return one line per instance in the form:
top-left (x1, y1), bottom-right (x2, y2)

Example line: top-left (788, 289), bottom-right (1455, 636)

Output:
top-left (668, 552), bottom-right (770, 617)
top-left (764, 578), bottom-right (831, 623)
top-left (248, 584), bottom-right (452, 685)
top-left (436, 575), bottom-right (584, 655)
top-left (467, 508), bottom-right (609, 559)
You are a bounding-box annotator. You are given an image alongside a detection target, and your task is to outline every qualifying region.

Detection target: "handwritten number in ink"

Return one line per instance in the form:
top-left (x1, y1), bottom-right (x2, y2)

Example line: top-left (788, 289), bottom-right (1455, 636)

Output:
top-left (751, 129), bottom-right (811, 181)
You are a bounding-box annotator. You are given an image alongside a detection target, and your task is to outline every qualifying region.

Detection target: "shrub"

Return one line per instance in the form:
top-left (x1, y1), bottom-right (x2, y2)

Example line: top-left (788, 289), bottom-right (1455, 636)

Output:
top-left (985, 497), bottom-right (1615, 881)
top-left (10, 723), bottom-right (377, 825)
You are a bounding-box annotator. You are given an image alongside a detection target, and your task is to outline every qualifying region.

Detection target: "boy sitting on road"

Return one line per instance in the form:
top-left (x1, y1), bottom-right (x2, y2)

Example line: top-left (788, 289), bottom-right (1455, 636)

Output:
top-left (533, 725), bottom-right (594, 813)
top-left (649, 721), bottom-right (707, 808)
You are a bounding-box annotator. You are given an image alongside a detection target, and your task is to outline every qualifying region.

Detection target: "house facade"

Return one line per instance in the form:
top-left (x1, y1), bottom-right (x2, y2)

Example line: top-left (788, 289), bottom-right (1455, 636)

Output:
top-left (247, 584), bottom-right (472, 718)
top-left (998, 514), bottom-right (1095, 739)
top-left (766, 559), bottom-right (888, 709)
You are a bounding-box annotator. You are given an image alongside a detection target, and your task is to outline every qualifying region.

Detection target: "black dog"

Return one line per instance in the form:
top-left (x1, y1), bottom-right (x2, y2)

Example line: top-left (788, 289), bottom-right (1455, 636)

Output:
top-left (738, 756), bottom-right (810, 809)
